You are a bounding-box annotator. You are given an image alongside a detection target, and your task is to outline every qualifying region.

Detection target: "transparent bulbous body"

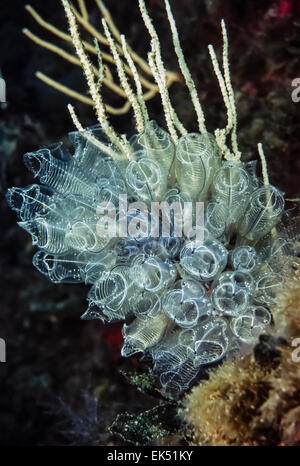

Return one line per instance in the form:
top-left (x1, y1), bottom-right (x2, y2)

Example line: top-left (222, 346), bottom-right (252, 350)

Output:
top-left (6, 122), bottom-right (293, 393)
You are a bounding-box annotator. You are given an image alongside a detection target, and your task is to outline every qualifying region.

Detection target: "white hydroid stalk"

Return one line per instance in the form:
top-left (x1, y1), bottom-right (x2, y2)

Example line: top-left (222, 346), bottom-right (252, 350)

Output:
top-left (164, 0), bottom-right (206, 135)
top-left (61, 0), bottom-right (131, 159)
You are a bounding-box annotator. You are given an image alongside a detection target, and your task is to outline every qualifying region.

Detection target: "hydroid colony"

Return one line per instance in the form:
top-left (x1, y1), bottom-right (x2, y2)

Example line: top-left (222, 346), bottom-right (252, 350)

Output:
top-left (6, 0), bottom-right (297, 392)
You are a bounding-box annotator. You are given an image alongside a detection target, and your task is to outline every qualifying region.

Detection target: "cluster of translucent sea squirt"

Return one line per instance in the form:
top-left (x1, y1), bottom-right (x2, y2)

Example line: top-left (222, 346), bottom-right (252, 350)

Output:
top-left (7, 119), bottom-right (295, 392)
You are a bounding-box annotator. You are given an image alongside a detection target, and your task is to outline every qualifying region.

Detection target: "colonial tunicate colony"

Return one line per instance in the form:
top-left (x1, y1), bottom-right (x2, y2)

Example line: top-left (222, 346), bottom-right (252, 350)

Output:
top-left (6, 0), bottom-right (298, 392)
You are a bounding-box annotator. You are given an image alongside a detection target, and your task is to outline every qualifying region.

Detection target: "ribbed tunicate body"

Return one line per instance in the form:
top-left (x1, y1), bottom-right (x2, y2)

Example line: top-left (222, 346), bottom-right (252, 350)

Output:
top-left (175, 132), bottom-right (221, 201)
top-left (7, 121), bottom-right (295, 393)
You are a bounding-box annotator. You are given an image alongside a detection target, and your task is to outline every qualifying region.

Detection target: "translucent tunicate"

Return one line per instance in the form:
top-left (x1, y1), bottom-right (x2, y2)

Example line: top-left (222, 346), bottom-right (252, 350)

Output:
top-left (115, 239), bottom-right (140, 263)
top-left (175, 132), bottom-right (220, 201)
top-left (158, 357), bottom-right (199, 393)
top-left (229, 245), bottom-right (258, 272)
top-left (65, 219), bottom-right (112, 253)
top-left (33, 250), bottom-right (84, 283)
top-left (180, 237), bottom-right (228, 281)
top-left (88, 265), bottom-right (137, 321)
top-left (125, 157), bottom-right (166, 202)
top-left (188, 318), bottom-right (229, 367)
top-left (254, 272), bottom-right (283, 305)
top-left (19, 217), bottom-right (68, 254)
top-left (163, 279), bottom-right (211, 327)
top-left (205, 199), bottom-right (229, 241)
top-left (131, 254), bottom-right (177, 293)
top-left (210, 161), bottom-right (251, 229)
top-left (24, 147), bottom-right (96, 198)
top-left (230, 305), bottom-right (271, 343)
top-left (258, 234), bottom-right (297, 275)
top-left (126, 207), bottom-right (154, 241)
top-left (83, 249), bottom-right (116, 284)
top-left (238, 185), bottom-right (285, 242)
top-left (137, 120), bottom-right (175, 185)
top-left (159, 188), bottom-right (186, 237)
top-left (132, 291), bottom-right (161, 318)
top-left (211, 271), bottom-right (253, 316)
top-left (6, 120), bottom-right (293, 395)
top-left (69, 125), bottom-right (111, 172)
top-left (6, 184), bottom-right (53, 221)
top-left (141, 236), bottom-right (182, 260)
top-left (151, 328), bottom-right (199, 392)
top-left (121, 311), bottom-right (172, 357)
